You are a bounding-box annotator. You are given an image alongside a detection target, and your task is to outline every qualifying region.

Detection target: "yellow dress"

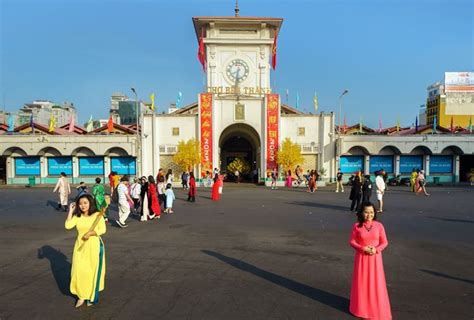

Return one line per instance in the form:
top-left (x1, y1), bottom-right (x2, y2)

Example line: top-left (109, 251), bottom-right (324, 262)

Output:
top-left (65, 213), bottom-right (106, 303)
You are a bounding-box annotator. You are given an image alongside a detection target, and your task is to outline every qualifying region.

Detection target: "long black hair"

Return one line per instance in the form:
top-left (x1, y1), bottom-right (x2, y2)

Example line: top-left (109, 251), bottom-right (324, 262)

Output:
top-left (73, 194), bottom-right (98, 217)
top-left (356, 202), bottom-right (377, 227)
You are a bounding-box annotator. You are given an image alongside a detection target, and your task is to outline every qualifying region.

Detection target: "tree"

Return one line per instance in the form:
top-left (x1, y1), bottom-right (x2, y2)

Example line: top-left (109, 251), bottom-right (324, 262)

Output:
top-left (276, 138), bottom-right (304, 172)
top-left (227, 157), bottom-right (251, 179)
top-left (173, 139), bottom-right (201, 172)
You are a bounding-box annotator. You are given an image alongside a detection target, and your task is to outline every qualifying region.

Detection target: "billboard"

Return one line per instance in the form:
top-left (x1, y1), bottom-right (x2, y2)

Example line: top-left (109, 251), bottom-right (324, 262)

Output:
top-left (111, 157), bottom-right (136, 175)
top-left (444, 72), bottom-right (474, 92)
top-left (79, 157), bottom-right (104, 175)
top-left (400, 155), bottom-right (423, 174)
top-left (340, 156), bottom-right (364, 174)
top-left (369, 156), bottom-right (393, 173)
top-left (48, 157), bottom-right (73, 175)
top-left (199, 93), bottom-right (213, 175)
top-left (266, 94), bottom-right (279, 172)
top-left (429, 156), bottom-right (453, 174)
top-left (15, 157), bottom-right (41, 176)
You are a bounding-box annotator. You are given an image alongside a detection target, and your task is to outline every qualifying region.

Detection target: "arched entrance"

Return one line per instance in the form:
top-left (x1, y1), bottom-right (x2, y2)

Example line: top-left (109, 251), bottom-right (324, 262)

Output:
top-left (219, 124), bottom-right (261, 182)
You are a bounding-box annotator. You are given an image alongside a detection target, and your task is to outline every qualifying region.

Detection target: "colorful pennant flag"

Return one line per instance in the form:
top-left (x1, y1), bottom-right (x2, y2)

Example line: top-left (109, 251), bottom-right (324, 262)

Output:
top-left (8, 115), bottom-right (14, 132)
top-left (432, 114), bottom-right (437, 134)
top-left (359, 117), bottom-right (363, 133)
top-left (313, 92), bottom-right (318, 113)
top-left (271, 31), bottom-right (278, 70)
top-left (295, 92), bottom-right (300, 109)
top-left (86, 115), bottom-right (93, 132)
top-left (342, 114), bottom-right (347, 134)
top-left (378, 117), bottom-right (382, 133)
top-left (68, 115), bottom-right (75, 133)
top-left (176, 92), bottom-right (182, 108)
top-left (107, 115), bottom-right (113, 133)
top-left (197, 27), bottom-right (206, 72)
top-left (48, 115), bottom-right (55, 133)
top-left (30, 114), bottom-right (35, 134)
top-left (415, 116), bottom-right (418, 133)
top-left (396, 117), bottom-right (400, 132)
top-left (285, 89), bottom-right (289, 105)
top-left (468, 116), bottom-right (472, 133)
top-left (450, 116), bottom-right (454, 133)
top-left (150, 93), bottom-right (155, 111)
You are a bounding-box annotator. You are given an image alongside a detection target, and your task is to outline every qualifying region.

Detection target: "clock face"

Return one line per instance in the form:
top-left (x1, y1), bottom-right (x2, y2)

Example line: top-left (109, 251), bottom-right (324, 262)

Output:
top-left (226, 59), bottom-right (250, 82)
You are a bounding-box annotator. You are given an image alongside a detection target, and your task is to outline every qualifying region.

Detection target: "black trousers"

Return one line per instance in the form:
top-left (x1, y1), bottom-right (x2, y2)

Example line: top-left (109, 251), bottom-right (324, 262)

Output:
top-left (351, 194), bottom-right (361, 212)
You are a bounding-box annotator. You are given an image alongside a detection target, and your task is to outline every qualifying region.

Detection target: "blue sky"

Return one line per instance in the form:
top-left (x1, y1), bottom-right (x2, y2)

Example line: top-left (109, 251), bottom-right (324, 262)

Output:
top-left (1, 0), bottom-right (472, 127)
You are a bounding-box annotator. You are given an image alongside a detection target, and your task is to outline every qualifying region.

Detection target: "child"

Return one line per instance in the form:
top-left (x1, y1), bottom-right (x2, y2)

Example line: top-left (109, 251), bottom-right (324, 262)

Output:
top-left (76, 182), bottom-right (88, 201)
top-left (165, 183), bottom-right (175, 214)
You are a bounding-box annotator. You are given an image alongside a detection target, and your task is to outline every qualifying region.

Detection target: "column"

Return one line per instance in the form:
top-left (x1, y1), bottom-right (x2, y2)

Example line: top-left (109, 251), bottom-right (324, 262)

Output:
top-left (454, 155), bottom-right (460, 183)
top-left (424, 155), bottom-right (430, 176)
top-left (104, 156), bottom-right (111, 180)
top-left (6, 157), bottom-right (13, 185)
top-left (72, 156), bottom-right (79, 185)
top-left (40, 156), bottom-right (47, 184)
top-left (394, 155), bottom-right (400, 176)
top-left (364, 155), bottom-right (370, 175)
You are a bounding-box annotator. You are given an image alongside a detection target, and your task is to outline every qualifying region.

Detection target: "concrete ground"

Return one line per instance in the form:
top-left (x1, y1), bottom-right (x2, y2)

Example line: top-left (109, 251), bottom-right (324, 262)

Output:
top-left (0, 184), bottom-right (473, 319)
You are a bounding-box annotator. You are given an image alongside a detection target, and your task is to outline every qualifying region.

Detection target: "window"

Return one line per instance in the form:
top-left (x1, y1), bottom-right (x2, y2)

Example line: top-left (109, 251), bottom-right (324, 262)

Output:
top-left (235, 103), bottom-right (245, 120)
top-left (298, 127), bottom-right (305, 136)
top-left (172, 127), bottom-right (180, 136)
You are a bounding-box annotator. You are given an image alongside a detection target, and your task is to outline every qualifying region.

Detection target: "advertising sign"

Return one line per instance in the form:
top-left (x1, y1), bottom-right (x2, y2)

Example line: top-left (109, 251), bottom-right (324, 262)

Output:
top-left (429, 156), bottom-right (453, 173)
top-left (111, 157), bottom-right (136, 175)
top-left (199, 93), bottom-right (213, 175)
top-left (48, 157), bottom-right (72, 175)
top-left (369, 156), bottom-right (393, 173)
top-left (266, 94), bottom-right (279, 173)
top-left (340, 156), bottom-right (364, 174)
top-left (15, 157), bottom-right (40, 176)
top-left (399, 155), bottom-right (423, 173)
top-left (445, 72), bottom-right (474, 92)
top-left (79, 157), bottom-right (104, 175)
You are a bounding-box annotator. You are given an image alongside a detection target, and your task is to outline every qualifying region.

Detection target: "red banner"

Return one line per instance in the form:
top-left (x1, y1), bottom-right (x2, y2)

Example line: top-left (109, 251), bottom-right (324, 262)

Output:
top-left (266, 94), bottom-right (279, 173)
top-left (200, 93), bottom-right (213, 175)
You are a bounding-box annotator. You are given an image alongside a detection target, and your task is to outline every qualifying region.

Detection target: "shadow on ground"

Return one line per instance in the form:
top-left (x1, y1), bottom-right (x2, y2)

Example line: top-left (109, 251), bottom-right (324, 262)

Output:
top-left (202, 250), bottom-right (350, 314)
top-left (38, 245), bottom-right (73, 298)
top-left (418, 269), bottom-right (474, 285)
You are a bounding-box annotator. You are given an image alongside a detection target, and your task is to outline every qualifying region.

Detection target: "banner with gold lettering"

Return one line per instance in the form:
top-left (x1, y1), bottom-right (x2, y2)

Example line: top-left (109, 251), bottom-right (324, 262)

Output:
top-left (266, 94), bottom-right (279, 173)
top-left (200, 93), bottom-right (213, 175)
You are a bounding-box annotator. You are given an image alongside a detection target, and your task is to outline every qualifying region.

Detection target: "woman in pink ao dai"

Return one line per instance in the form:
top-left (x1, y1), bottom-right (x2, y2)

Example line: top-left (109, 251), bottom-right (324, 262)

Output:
top-left (349, 202), bottom-right (392, 319)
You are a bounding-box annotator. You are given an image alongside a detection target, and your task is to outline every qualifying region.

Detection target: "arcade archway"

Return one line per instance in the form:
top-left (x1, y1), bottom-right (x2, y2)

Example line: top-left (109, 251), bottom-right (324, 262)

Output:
top-left (219, 124), bottom-right (261, 182)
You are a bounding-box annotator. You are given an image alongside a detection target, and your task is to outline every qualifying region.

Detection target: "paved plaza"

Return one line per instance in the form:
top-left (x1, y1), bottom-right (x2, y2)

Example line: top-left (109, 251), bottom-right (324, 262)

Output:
top-left (0, 185), bottom-right (473, 319)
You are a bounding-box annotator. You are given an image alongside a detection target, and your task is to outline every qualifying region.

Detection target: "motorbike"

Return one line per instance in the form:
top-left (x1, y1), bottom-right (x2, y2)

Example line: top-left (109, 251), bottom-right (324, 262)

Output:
top-left (388, 175), bottom-right (401, 186)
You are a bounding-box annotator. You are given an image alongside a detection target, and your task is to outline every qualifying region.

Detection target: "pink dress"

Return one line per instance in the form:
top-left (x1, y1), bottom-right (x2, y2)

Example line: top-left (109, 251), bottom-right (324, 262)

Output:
top-left (349, 221), bottom-right (392, 320)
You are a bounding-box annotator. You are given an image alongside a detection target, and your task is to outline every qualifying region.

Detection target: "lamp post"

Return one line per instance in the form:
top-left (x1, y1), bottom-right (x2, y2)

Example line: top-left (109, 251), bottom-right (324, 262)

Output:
top-left (131, 87), bottom-right (140, 177)
top-left (338, 89), bottom-right (349, 135)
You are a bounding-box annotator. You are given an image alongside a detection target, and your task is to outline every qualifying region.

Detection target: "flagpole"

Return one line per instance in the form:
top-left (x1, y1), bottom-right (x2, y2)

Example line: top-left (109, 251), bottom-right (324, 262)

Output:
top-left (131, 87), bottom-right (141, 177)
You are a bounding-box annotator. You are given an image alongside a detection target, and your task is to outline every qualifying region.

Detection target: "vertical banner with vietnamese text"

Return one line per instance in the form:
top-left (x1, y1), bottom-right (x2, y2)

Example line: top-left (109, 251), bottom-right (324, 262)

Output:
top-left (266, 94), bottom-right (279, 173)
top-left (200, 93), bottom-right (213, 175)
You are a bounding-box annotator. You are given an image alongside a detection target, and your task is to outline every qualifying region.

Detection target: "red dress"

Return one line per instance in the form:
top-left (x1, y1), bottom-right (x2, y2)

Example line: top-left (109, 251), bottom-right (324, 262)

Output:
top-left (349, 221), bottom-right (392, 319)
top-left (188, 177), bottom-right (196, 197)
top-left (211, 180), bottom-right (219, 201)
top-left (147, 183), bottom-right (161, 216)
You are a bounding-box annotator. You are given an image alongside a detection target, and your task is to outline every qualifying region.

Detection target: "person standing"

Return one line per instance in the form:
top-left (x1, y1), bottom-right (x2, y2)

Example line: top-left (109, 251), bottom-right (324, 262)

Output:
top-left (218, 172), bottom-right (225, 194)
top-left (211, 173), bottom-right (220, 201)
top-left (285, 169), bottom-right (292, 188)
top-left (92, 178), bottom-right (108, 222)
top-left (416, 170), bottom-right (430, 196)
top-left (234, 170), bottom-right (240, 184)
top-left (157, 175), bottom-right (166, 212)
top-left (187, 172), bottom-right (197, 202)
top-left (362, 175), bottom-right (372, 203)
top-left (108, 171), bottom-right (115, 195)
top-left (65, 194), bottom-right (106, 308)
top-left (130, 177), bottom-right (141, 216)
top-left (410, 168), bottom-right (417, 192)
top-left (165, 183), bottom-right (176, 214)
top-left (349, 175), bottom-right (362, 212)
top-left (336, 168), bottom-right (344, 193)
top-left (375, 170), bottom-right (386, 213)
top-left (349, 202), bottom-right (392, 319)
top-left (116, 176), bottom-right (132, 228)
top-left (53, 172), bottom-right (71, 212)
top-left (147, 176), bottom-right (160, 219)
top-left (308, 170), bottom-right (316, 193)
top-left (181, 171), bottom-right (189, 190)
top-left (139, 176), bottom-right (150, 222)
top-left (271, 168), bottom-right (278, 190)
top-left (165, 169), bottom-right (173, 185)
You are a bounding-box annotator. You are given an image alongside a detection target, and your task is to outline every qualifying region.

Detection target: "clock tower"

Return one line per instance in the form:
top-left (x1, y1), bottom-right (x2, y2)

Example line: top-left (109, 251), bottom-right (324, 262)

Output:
top-left (192, 13), bottom-right (283, 177)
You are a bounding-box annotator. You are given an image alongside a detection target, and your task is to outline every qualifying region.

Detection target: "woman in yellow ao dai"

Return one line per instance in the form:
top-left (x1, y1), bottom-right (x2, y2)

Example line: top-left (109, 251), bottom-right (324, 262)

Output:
top-left (65, 194), bottom-right (106, 308)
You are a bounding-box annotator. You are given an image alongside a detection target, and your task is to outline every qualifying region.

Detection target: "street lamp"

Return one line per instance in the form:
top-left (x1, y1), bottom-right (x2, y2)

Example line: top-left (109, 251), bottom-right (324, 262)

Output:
top-left (131, 87), bottom-right (140, 177)
top-left (338, 89), bottom-right (349, 134)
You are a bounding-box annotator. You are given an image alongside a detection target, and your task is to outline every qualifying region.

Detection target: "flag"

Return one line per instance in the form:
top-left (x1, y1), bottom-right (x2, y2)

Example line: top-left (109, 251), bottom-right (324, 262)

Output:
top-left (86, 115), bottom-right (93, 132)
top-left (68, 115), bottom-right (75, 133)
top-left (359, 117), bottom-right (363, 133)
top-left (197, 28), bottom-right (206, 72)
top-left (415, 116), bottom-right (418, 133)
top-left (150, 93), bottom-right (155, 111)
top-left (48, 115), bottom-right (55, 132)
top-left (432, 114), bottom-right (437, 134)
top-left (396, 117), bottom-right (400, 132)
top-left (342, 114), bottom-right (347, 133)
top-left (378, 117), bottom-right (382, 132)
top-left (313, 92), bottom-right (318, 113)
top-left (468, 116), bottom-right (472, 133)
top-left (30, 114), bottom-right (35, 134)
top-left (295, 92), bottom-right (300, 109)
top-left (176, 92), bottom-right (182, 108)
top-left (271, 31), bottom-right (278, 70)
top-left (285, 89), bottom-right (289, 104)
top-left (450, 116), bottom-right (454, 133)
top-left (8, 115), bottom-right (14, 132)
top-left (107, 115), bottom-right (113, 133)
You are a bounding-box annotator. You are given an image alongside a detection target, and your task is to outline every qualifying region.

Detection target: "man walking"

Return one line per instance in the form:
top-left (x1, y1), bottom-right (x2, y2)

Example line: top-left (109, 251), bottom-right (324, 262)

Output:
top-left (116, 175), bottom-right (132, 228)
top-left (375, 170), bottom-right (386, 213)
top-left (336, 168), bottom-right (344, 192)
